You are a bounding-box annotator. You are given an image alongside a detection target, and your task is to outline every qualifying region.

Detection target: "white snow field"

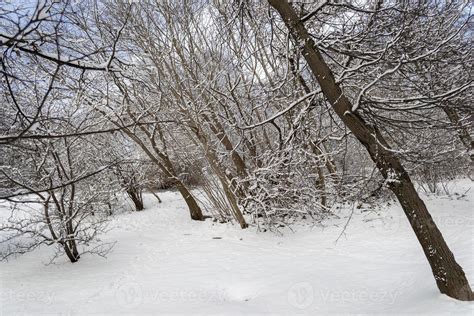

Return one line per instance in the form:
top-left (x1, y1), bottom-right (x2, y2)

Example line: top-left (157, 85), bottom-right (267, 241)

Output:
top-left (1, 180), bottom-right (473, 315)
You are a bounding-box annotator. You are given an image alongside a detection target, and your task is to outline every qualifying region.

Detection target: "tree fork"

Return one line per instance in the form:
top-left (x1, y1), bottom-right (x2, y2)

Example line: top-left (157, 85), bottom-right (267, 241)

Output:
top-left (126, 131), bottom-right (204, 221)
top-left (268, 0), bottom-right (473, 301)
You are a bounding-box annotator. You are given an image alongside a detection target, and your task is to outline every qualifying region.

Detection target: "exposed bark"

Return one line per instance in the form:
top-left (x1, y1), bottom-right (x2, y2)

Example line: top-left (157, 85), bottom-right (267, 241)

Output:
top-left (63, 243), bottom-right (80, 263)
top-left (127, 188), bottom-right (144, 211)
top-left (202, 113), bottom-right (249, 179)
top-left (159, 149), bottom-right (204, 221)
top-left (316, 166), bottom-right (327, 209)
top-left (175, 180), bottom-right (204, 221)
top-left (46, 193), bottom-right (80, 263)
top-left (288, 56), bottom-right (339, 179)
top-left (189, 123), bottom-right (248, 228)
top-left (268, 0), bottom-right (473, 301)
top-left (442, 105), bottom-right (473, 168)
top-left (125, 131), bottom-right (204, 221)
top-left (148, 188), bottom-right (162, 203)
top-left (221, 176), bottom-right (248, 229)
top-left (96, 80), bottom-right (204, 221)
top-left (44, 198), bottom-right (78, 262)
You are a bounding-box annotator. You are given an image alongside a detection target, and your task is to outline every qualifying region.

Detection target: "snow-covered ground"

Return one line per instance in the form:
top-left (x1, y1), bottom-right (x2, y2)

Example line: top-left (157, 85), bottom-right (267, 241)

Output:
top-left (1, 180), bottom-right (473, 315)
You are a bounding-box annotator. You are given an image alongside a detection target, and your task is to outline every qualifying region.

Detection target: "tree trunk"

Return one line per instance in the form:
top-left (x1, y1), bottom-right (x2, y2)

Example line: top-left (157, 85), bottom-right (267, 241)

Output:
top-left (268, 0), bottom-right (473, 301)
top-left (442, 105), bottom-right (473, 162)
top-left (442, 105), bottom-right (473, 179)
top-left (127, 188), bottom-right (144, 211)
top-left (189, 123), bottom-right (248, 228)
top-left (220, 177), bottom-right (248, 229)
top-left (148, 188), bottom-right (162, 203)
top-left (175, 181), bottom-right (204, 221)
top-left (124, 131), bottom-right (204, 221)
top-left (316, 166), bottom-right (327, 209)
top-left (63, 242), bottom-right (80, 263)
top-left (64, 225), bottom-right (80, 263)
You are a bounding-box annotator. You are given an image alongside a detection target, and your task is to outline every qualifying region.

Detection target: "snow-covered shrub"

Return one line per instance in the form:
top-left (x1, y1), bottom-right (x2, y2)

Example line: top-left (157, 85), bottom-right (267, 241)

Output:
top-left (0, 136), bottom-right (120, 263)
top-left (240, 142), bottom-right (336, 231)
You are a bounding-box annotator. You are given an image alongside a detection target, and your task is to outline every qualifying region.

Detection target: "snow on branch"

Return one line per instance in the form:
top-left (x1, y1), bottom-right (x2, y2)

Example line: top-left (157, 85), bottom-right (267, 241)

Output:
top-left (239, 90), bottom-right (321, 130)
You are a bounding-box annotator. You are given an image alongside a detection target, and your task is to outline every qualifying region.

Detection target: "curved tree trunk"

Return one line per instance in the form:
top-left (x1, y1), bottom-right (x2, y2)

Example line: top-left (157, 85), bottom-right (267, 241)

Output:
top-left (63, 243), bottom-right (80, 263)
top-left (188, 123), bottom-right (248, 228)
top-left (127, 188), bottom-right (144, 211)
top-left (160, 153), bottom-right (204, 221)
top-left (125, 131), bottom-right (204, 221)
top-left (175, 181), bottom-right (204, 221)
top-left (268, 0), bottom-right (473, 301)
top-left (442, 105), bottom-right (473, 179)
top-left (442, 105), bottom-right (473, 162)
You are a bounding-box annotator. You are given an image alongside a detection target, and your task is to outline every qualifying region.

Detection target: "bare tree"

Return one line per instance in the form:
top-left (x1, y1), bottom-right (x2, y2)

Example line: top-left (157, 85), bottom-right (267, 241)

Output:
top-left (266, 0), bottom-right (473, 301)
top-left (1, 136), bottom-right (117, 263)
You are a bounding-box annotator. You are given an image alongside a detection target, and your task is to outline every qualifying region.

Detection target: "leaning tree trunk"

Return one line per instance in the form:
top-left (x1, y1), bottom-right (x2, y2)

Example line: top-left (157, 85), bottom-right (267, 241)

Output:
top-left (442, 105), bottom-right (473, 179)
top-left (442, 105), bottom-right (473, 162)
top-left (64, 210), bottom-right (80, 263)
top-left (127, 188), bottom-right (144, 211)
top-left (189, 122), bottom-right (248, 229)
top-left (44, 198), bottom-right (80, 263)
top-left (268, 0), bottom-right (473, 301)
top-left (160, 154), bottom-right (204, 221)
top-left (174, 181), bottom-right (204, 221)
top-left (63, 240), bottom-right (80, 263)
top-left (124, 131), bottom-right (205, 221)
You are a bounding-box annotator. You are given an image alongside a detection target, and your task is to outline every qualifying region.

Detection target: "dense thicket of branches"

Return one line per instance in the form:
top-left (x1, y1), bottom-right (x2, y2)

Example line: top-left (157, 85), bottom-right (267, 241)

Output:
top-left (0, 0), bottom-right (472, 300)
